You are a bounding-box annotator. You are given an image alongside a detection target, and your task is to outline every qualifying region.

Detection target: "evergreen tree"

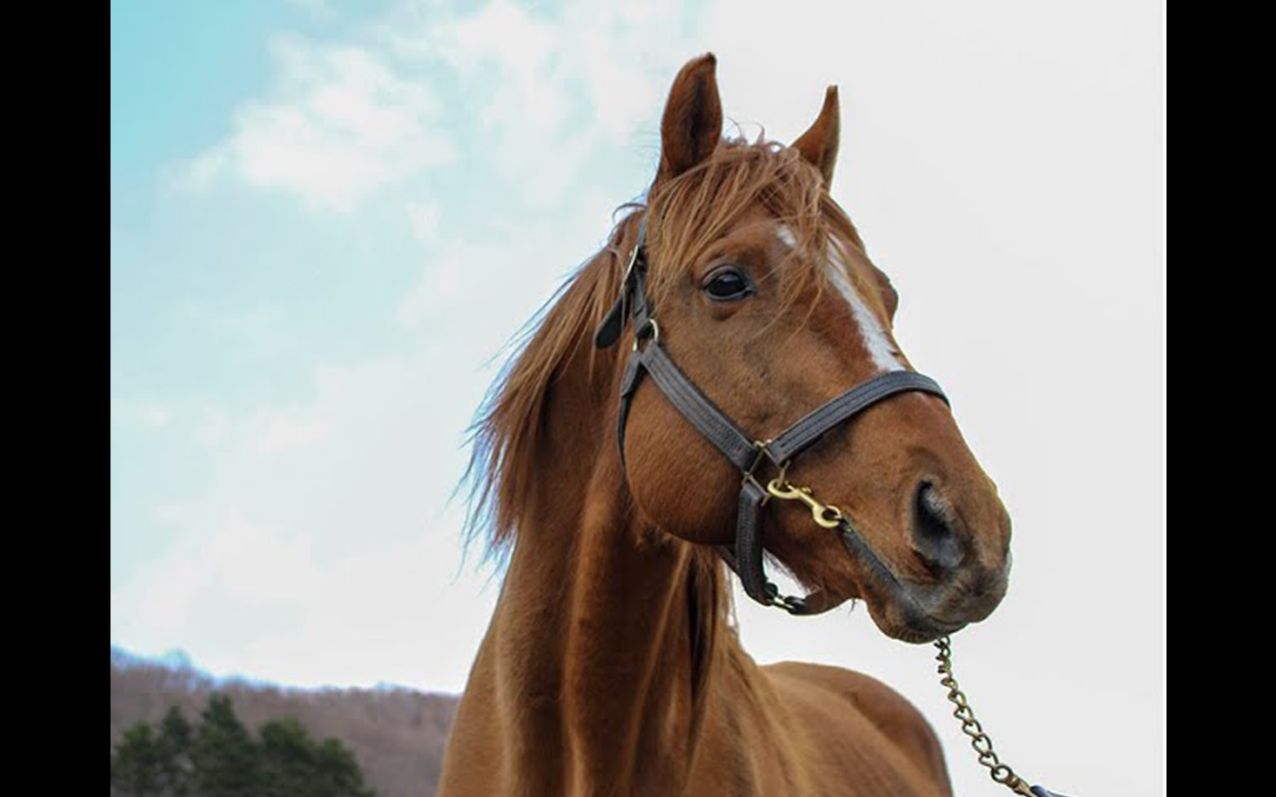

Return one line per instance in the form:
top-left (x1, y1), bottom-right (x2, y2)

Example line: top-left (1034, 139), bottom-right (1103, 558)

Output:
top-left (259, 717), bottom-right (317, 796)
top-left (112, 694), bottom-right (375, 796)
top-left (259, 717), bottom-right (375, 797)
top-left (191, 694), bottom-right (262, 797)
top-left (111, 723), bottom-right (162, 796)
top-left (313, 737), bottom-right (376, 797)
top-left (155, 705), bottom-right (194, 795)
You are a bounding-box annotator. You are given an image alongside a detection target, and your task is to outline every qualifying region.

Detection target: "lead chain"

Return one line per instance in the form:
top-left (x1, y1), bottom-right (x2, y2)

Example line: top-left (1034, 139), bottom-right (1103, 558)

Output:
top-left (934, 635), bottom-right (1034, 796)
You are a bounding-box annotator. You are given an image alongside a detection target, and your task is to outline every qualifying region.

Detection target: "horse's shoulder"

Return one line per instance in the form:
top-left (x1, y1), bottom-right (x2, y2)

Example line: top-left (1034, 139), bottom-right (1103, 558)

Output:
top-left (762, 661), bottom-right (950, 788)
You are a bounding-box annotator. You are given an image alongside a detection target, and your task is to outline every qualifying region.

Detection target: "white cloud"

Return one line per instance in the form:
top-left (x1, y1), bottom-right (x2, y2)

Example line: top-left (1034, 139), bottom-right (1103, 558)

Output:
top-left (170, 0), bottom-right (699, 213)
top-left (174, 35), bottom-right (454, 212)
top-left (376, 0), bottom-right (698, 205)
top-left (193, 404), bottom-right (231, 449)
top-left (394, 241), bottom-right (473, 331)
top-left (111, 343), bottom-right (500, 689)
top-left (253, 405), bottom-right (332, 455)
top-left (112, 192), bottom-right (613, 690)
top-left (110, 398), bottom-right (174, 432)
top-left (139, 402), bottom-right (172, 429)
top-left (405, 200), bottom-right (440, 245)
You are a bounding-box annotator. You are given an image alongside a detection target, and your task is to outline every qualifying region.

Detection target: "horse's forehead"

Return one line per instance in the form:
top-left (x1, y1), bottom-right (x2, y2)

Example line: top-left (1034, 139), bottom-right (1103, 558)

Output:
top-left (709, 207), bottom-right (794, 258)
top-left (718, 204), bottom-right (785, 242)
top-left (652, 208), bottom-right (788, 277)
top-left (775, 222), bottom-right (905, 374)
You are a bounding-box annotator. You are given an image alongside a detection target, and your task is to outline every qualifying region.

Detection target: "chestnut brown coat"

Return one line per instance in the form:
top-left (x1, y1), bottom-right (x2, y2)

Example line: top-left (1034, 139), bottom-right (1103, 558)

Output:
top-left (440, 54), bottom-right (1012, 797)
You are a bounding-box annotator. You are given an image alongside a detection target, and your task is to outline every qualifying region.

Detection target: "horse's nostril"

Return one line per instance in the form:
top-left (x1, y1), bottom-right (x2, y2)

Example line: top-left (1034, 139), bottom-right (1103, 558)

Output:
top-left (911, 482), bottom-right (965, 572)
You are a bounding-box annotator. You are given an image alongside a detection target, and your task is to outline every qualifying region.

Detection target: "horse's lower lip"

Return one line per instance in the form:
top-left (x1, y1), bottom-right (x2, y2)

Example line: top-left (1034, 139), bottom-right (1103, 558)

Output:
top-left (896, 586), bottom-right (971, 628)
top-left (918, 612), bottom-right (967, 630)
top-left (866, 579), bottom-right (970, 641)
top-left (871, 604), bottom-right (966, 644)
top-left (899, 605), bottom-right (967, 637)
top-left (920, 617), bottom-right (967, 637)
top-left (902, 589), bottom-right (981, 634)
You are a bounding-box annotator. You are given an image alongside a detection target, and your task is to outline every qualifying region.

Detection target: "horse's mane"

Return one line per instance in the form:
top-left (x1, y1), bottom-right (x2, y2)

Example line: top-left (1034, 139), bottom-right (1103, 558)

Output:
top-left (464, 135), bottom-right (876, 558)
top-left (460, 207), bottom-right (635, 560)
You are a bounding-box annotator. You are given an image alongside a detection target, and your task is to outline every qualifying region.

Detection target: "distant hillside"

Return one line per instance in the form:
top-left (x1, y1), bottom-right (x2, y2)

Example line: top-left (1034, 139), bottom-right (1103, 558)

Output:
top-left (110, 647), bottom-right (459, 797)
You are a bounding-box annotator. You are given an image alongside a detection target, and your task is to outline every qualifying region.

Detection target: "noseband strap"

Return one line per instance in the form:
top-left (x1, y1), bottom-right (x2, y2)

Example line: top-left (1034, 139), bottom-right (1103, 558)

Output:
top-left (596, 221), bottom-right (948, 614)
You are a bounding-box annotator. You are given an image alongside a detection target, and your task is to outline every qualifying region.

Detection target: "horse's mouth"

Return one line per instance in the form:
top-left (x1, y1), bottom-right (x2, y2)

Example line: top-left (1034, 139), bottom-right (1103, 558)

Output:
top-left (863, 593), bottom-right (969, 644)
top-left (837, 521), bottom-right (1006, 644)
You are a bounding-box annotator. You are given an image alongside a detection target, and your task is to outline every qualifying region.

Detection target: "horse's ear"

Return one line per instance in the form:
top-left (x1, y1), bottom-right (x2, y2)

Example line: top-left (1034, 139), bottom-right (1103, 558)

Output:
top-left (659, 53), bottom-right (723, 181)
top-left (793, 85), bottom-right (840, 186)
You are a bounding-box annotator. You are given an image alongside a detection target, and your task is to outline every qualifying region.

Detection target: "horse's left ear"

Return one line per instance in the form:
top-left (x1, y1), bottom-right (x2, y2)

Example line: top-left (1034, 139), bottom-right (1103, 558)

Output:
top-left (793, 85), bottom-right (840, 186)
top-left (659, 53), bottom-right (723, 181)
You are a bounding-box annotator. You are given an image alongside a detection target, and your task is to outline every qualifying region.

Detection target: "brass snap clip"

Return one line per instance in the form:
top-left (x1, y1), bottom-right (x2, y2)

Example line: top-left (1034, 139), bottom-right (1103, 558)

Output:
top-left (765, 479), bottom-right (845, 529)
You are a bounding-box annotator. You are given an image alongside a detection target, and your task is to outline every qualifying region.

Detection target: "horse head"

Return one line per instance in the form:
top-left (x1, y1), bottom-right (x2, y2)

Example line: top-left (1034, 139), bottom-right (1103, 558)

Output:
top-left (615, 54), bottom-right (1012, 643)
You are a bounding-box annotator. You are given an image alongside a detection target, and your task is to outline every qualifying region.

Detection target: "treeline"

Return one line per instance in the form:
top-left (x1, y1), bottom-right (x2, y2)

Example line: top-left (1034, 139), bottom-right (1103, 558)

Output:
top-left (111, 648), bottom-right (459, 797)
top-left (111, 694), bottom-right (374, 797)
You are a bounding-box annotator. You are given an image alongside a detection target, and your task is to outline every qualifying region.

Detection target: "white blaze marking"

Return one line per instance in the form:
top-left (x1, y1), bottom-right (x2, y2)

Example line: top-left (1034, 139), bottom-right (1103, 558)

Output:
top-left (777, 224), bottom-right (904, 373)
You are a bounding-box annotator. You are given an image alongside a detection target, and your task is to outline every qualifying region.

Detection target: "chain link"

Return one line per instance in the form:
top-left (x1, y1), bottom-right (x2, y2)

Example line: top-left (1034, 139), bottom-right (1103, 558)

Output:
top-left (934, 636), bottom-right (1035, 796)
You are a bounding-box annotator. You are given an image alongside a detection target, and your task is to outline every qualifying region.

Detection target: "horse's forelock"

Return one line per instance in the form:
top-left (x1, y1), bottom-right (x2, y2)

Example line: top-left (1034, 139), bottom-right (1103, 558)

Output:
top-left (645, 137), bottom-right (873, 325)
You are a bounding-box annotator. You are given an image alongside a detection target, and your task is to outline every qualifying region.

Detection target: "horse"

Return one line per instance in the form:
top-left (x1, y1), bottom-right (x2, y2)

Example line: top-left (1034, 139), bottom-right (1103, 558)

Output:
top-left (439, 53), bottom-right (1012, 797)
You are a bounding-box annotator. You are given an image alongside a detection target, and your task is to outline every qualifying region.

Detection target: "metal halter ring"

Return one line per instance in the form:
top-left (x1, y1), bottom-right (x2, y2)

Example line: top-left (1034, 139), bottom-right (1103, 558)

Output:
top-left (632, 319), bottom-right (660, 352)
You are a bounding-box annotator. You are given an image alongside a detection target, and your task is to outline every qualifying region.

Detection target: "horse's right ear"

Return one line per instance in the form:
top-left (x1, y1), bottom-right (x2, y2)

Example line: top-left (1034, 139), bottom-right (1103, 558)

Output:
top-left (658, 54), bottom-right (723, 181)
top-left (793, 85), bottom-right (840, 186)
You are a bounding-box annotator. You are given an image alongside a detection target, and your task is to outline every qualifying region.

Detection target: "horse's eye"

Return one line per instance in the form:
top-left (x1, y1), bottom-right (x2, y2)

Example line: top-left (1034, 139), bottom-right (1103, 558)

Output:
top-left (702, 266), bottom-right (754, 302)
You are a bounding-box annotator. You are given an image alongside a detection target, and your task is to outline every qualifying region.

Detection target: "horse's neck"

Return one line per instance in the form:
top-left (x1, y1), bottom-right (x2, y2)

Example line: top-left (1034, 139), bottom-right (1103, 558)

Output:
top-left (487, 351), bottom-right (723, 794)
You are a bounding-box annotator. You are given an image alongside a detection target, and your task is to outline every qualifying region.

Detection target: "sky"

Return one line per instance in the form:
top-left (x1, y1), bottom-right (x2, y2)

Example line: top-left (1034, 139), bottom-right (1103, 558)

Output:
top-left (111, 1), bottom-right (1165, 794)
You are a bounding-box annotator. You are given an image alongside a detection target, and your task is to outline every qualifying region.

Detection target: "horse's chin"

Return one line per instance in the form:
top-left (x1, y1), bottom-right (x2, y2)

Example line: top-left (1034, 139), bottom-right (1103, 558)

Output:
top-left (815, 579), bottom-right (966, 643)
top-left (862, 592), bottom-right (968, 644)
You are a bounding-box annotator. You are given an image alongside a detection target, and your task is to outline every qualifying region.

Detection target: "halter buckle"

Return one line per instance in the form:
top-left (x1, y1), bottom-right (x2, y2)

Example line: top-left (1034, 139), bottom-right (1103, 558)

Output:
top-left (742, 440), bottom-right (783, 498)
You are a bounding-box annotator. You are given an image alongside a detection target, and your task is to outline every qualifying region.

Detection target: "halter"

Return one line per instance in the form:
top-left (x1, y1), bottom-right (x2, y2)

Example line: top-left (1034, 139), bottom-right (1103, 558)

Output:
top-left (594, 220), bottom-right (948, 615)
top-left (593, 219), bottom-right (1073, 797)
